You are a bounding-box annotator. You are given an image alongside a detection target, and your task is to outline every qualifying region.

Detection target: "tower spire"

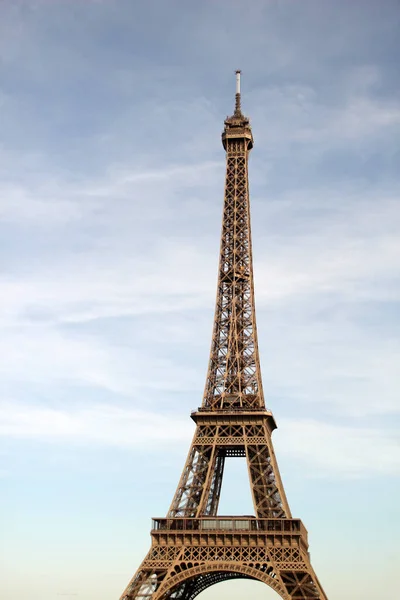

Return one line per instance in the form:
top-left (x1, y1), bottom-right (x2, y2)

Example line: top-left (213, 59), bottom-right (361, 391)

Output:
top-left (235, 69), bottom-right (242, 114)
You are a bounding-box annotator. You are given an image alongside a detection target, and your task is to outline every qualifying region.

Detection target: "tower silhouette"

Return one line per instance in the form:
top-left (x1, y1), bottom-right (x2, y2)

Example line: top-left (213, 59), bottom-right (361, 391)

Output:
top-left (119, 72), bottom-right (328, 600)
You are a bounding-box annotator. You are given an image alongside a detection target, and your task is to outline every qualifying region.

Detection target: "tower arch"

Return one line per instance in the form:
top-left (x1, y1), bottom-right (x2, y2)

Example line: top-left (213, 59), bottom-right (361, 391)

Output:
top-left (156, 563), bottom-right (288, 600)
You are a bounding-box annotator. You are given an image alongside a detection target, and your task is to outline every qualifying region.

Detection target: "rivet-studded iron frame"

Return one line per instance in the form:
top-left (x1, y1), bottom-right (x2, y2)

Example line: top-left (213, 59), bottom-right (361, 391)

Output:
top-left (119, 73), bottom-right (328, 600)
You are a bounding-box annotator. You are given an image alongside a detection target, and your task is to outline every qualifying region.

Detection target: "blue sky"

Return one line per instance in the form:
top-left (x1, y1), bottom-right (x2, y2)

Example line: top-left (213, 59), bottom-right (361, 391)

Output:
top-left (0, 1), bottom-right (399, 599)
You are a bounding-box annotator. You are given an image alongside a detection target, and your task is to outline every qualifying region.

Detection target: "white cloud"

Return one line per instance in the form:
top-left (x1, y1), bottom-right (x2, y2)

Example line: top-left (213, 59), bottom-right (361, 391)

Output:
top-left (255, 214), bottom-right (400, 304)
top-left (0, 401), bottom-right (192, 447)
top-left (0, 182), bottom-right (85, 223)
top-left (0, 16), bottom-right (399, 497)
top-left (1, 179), bottom-right (399, 417)
top-left (0, 323), bottom-right (200, 395)
top-left (276, 418), bottom-right (400, 477)
top-left (1, 400), bottom-right (398, 478)
top-left (249, 79), bottom-right (400, 155)
top-left (0, 157), bottom-right (223, 224)
top-left (259, 316), bottom-right (400, 417)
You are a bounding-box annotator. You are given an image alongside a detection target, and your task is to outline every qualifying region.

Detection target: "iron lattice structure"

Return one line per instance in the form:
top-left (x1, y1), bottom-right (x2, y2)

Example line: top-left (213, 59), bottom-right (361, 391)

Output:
top-left (119, 73), bottom-right (328, 600)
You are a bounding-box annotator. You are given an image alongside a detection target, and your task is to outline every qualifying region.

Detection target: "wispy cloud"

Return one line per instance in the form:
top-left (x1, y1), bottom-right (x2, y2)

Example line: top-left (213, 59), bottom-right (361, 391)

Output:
top-left (277, 418), bottom-right (400, 477)
top-left (1, 401), bottom-right (398, 478)
top-left (1, 158), bottom-right (399, 418)
top-left (1, 182), bottom-right (399, 417)
top-left (0, 156), bottom-right (223, 224)
top-left (0, 401), bottom-right (191, 447)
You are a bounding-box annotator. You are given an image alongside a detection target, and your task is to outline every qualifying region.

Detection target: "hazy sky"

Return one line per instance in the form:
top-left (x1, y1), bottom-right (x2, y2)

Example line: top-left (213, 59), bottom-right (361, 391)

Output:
top-left (1, 1), bottom-right (399, 599)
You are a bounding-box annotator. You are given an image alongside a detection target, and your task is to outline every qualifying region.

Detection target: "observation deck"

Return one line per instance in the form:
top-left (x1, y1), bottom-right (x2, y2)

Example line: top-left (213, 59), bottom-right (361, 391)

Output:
top-left (151, 517), bottom-right (309, 551)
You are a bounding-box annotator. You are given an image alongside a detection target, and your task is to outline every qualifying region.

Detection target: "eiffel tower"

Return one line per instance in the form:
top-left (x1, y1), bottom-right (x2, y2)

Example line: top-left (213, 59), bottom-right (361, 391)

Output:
top-left (119, 72), bottom-right (328, 600)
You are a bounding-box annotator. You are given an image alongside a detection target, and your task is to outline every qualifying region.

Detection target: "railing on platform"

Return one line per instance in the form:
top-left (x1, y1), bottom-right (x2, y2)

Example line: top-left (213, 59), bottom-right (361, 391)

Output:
top-left (151, 517), bottom-right (306, 537)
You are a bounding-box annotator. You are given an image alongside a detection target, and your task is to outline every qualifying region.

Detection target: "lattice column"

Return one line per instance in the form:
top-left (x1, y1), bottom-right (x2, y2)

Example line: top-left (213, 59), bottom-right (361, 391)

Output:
top-left (245, 422), bottom-right (291, 518)
top-left (203, 110), bottom-right (265, 411)
top-left (167, 437), bottom-right (216, 518)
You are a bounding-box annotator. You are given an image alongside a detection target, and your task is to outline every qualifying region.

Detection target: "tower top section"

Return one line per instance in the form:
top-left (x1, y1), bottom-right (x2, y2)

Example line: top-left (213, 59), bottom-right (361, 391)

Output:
top-left (222, 70), bottom-right (253, 150)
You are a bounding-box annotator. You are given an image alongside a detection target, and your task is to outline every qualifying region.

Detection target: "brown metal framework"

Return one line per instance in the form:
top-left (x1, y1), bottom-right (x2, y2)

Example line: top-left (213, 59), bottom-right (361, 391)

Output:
top-left (119, 72), bottom-right (328, 600)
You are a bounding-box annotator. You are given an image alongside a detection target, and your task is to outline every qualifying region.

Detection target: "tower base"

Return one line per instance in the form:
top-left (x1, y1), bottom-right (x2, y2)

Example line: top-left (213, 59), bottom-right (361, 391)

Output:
top-left (120, 518), bottom-right (327, 600)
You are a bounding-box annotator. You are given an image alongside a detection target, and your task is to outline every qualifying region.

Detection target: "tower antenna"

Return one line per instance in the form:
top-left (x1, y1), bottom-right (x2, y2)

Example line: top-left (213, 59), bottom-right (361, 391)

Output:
top-left (235, 69), bottom-right (242, 114)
